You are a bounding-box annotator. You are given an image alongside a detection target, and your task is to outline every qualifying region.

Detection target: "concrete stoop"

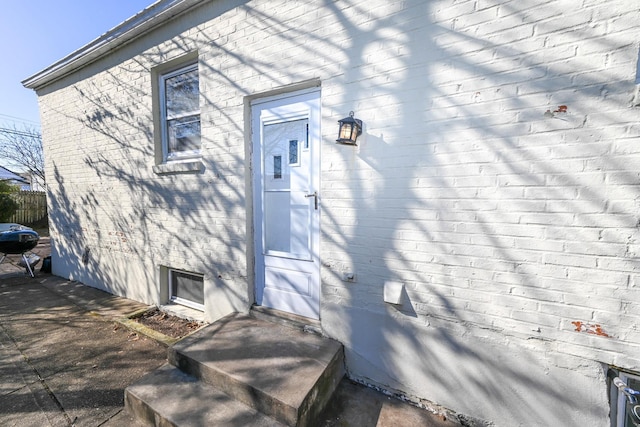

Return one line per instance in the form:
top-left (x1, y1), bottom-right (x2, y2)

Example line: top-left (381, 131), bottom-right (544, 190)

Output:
top-left (125, 313), bottom-right (344, 427)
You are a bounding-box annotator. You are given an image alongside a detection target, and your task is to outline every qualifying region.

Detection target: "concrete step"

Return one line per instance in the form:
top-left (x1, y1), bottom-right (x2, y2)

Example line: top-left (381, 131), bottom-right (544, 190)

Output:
top-left (250, 305), bottom-right (322, 335)
top-left (125, 364), bottom-right (286, 426)
top-left (167, 313), bottom-right (344, 427)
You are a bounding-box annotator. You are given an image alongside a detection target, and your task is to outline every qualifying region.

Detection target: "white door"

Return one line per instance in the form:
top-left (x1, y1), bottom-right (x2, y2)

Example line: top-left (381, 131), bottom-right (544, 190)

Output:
top-left (252, 90), bottom-right (321, 320)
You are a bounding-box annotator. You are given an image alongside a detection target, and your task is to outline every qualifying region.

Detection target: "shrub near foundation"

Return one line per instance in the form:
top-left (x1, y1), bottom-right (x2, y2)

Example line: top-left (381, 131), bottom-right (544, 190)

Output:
top-left (0, 181), bottom-right (19, 222)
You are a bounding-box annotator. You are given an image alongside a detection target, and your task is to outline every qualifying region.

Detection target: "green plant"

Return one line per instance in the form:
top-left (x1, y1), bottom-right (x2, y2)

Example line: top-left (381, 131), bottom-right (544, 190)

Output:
top-left (0, 180), bottom-right (19, 222)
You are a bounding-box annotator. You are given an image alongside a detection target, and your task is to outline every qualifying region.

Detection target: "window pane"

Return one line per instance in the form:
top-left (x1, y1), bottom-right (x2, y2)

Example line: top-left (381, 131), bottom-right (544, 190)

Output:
top-left (262, 119), bottom-right (311, 259)
top-left (263, 119), bottom-right (307, 191)
top-left (171, 270), bottom-right (204, 306)
top-left (167, 115), bottom-right (201, 155)
top-left (264, 191), bottom-right (310, 258)
top-left (165, 68), bottom-right (199, 117)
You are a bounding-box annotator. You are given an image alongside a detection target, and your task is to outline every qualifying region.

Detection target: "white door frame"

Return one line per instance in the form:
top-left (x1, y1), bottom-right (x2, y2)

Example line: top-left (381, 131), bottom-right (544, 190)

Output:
top-left (251, 88), bottom-right (321, 319)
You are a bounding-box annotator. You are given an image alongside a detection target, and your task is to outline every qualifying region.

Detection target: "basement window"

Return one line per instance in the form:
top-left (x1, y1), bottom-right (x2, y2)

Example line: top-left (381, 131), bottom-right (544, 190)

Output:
top-left (610, 369), bottom-right (640, 427)
top-left (169, 269), bottom-right (204, 311)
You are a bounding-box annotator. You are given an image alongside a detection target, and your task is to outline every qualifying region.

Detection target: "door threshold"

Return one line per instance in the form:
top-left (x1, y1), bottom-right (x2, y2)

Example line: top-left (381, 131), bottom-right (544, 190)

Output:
top-left (250, 305), bottom-right (322, 336)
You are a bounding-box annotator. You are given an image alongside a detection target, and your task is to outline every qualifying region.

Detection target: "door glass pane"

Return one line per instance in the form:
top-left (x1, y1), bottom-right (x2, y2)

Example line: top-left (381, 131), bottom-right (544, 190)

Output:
top-left (289, 140), bottom-right (299, 164)
top-left (263, 119), bottom-right (310, 259)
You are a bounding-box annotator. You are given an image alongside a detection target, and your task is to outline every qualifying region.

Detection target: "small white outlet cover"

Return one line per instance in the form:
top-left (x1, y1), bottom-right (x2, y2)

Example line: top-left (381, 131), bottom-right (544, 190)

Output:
top-left (384, 281), bottom-right (404, 305)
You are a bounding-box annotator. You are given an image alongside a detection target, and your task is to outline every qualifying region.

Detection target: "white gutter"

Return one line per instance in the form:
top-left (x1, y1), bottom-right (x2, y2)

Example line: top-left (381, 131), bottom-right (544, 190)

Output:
top-left (22, 0), bottom-right (203, 91)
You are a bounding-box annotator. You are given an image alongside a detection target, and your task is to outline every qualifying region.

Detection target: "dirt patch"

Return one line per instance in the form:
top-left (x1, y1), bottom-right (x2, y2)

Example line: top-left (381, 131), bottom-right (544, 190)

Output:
top-left (134, 308), bottom-right (204, 339)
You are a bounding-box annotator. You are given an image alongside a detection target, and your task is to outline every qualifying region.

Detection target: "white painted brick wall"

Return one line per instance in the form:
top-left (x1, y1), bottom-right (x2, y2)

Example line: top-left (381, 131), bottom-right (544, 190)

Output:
top-left (320, 0), bottom-right (640, 425)
top-left (34, 0), bottom-right (640, 425)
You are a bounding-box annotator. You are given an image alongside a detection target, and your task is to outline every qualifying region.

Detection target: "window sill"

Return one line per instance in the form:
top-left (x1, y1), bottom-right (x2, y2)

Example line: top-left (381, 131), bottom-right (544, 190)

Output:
top-left (153, 160), bottom-right (204, 175)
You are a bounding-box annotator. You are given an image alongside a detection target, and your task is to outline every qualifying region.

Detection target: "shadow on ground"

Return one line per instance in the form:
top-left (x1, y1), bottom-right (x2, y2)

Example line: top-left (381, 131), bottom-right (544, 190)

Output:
top-left (0, 262), bottom-right (464, 426)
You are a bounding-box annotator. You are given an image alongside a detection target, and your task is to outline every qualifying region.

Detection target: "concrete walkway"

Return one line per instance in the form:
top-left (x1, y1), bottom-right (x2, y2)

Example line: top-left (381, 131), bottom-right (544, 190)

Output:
top-left (0, 241), bottom-right (464, 426)
top-left (0, 274), bottom-right (164, 426)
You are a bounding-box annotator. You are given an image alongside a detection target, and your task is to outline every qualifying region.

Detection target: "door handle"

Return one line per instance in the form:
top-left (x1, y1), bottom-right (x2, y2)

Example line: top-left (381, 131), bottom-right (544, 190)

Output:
top-left (305, 191), bottom-right (318, 210)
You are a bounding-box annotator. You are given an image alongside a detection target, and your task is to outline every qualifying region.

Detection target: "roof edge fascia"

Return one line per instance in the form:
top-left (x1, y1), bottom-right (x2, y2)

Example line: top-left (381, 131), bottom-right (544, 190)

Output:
top-left (22, 0), bottom-right (202, 91)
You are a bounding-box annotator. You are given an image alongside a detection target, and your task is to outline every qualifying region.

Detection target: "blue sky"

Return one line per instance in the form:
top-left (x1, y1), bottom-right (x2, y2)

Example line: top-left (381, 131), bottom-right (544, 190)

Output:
top-left (0, 0), bottom-right (153, 130)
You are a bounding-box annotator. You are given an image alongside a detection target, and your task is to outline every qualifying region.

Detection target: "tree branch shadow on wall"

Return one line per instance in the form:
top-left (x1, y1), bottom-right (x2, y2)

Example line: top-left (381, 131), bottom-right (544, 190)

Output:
top-left (40, 0), bottom-right (640, 425)
top-left (318, 1), bottom-right (637, 425)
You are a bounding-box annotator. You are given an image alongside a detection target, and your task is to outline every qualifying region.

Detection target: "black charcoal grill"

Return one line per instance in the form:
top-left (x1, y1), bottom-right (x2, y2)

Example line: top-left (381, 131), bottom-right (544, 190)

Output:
top-left (0, 224), bottom-right (40, 277)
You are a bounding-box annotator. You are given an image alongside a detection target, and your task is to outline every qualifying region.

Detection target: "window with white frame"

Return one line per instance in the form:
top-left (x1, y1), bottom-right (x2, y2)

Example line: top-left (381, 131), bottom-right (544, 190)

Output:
top-left (169, 269), bottom-right (204, 311)
top-left (159, 63), bottom-right (201, 162)
top-left (611, 370), bottom-right (640, 427)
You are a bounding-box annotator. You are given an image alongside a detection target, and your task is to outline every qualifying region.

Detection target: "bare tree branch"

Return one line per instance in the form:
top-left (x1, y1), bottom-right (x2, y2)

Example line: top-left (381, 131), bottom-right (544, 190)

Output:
top-left (0, 124), bottom-right (45, 187)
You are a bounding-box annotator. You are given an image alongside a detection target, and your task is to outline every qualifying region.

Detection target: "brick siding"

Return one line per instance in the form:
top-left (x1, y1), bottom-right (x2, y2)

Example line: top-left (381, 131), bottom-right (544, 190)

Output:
top-left (36, 1), bottom-right (640, 425)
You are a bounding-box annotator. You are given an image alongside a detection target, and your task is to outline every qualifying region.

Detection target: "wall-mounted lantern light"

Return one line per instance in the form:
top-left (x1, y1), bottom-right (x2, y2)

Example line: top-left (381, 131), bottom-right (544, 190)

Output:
top-left (336, 111), bottom-right (362, 145)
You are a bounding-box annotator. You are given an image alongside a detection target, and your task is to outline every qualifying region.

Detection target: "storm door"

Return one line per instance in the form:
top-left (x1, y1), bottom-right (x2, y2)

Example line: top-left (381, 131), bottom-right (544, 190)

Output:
top-left (252, 90), bottom-right (320, 319)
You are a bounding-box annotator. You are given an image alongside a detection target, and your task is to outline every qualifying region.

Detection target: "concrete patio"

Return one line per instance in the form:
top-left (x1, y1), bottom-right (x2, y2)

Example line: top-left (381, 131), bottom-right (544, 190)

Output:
top-left (0, 240), bottom-right (465, 427)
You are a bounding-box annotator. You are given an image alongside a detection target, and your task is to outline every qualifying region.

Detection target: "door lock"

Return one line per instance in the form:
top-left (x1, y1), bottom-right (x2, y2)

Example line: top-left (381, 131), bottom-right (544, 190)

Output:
top-left (305, 191), bottom-right (318, 210)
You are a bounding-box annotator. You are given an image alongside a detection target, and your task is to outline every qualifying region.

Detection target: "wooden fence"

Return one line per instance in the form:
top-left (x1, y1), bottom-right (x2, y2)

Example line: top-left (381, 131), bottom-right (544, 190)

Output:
top-left (9, 191), bottom-right (47, 225)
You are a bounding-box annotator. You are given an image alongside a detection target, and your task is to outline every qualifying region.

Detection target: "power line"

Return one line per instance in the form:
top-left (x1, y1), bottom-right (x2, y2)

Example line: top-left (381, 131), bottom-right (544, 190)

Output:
top-left (0, 114), bottom-right (40, 127)
top-left (0, 128), bottom-right (41, 138)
